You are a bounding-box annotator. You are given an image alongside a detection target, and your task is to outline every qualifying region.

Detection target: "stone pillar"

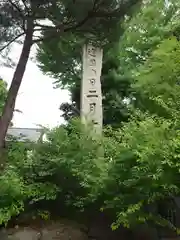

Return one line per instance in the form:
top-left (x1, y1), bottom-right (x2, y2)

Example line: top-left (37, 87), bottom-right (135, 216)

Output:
top-left (81, 44), bottom-right (103, 133)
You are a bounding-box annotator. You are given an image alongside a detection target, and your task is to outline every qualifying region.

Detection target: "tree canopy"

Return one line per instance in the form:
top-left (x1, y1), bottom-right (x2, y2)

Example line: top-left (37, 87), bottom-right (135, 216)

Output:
top-left (0, 0), bottom-right (141, 148)
top-left (1, 0), bottom-right (180, 238)
top-left (35, 0), bottom-right (180, 231)
top-left (37, 0), bottom-right (180, 126)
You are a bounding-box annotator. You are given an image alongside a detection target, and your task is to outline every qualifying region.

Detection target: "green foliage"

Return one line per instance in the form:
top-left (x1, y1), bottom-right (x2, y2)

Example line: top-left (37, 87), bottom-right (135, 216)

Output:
top-left (38, 1), bottom-right (180, 230)
top-left (2, 115), bottom-right (180, 230)
top-left (118, 0), bottom-right (180, 71)
top-left (26, 120), bottom-right (106, 209)
top-left (1, 0), bottom-right (141, 58)
top-left (37, 0), bottom-right (180, 127)
top-left (101, 47), bottom-right (132, 126)
top-left (0, 79), bottom-right (7, 114)
top-left (133, 37), bottom-right (180, 118)
top-left (1, 0), bottom-right (180, 233)
top-left (0, 0), bottom-right (141, 147)
top-left (101, 116), bottom-right (180, 229)
top-left (0, 120), bottom-right (105, 224)
top-left (0, 0), bottom-right (142, 225)
top-left (0, 140), bottom-right (58, 225)
top-left (38, 33), bottom-right (132, 127)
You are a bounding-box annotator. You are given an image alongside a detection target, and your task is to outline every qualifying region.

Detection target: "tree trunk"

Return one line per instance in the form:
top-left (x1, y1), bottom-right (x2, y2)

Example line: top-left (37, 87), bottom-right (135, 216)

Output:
top-left (0, 20), bottom-right (33, 149)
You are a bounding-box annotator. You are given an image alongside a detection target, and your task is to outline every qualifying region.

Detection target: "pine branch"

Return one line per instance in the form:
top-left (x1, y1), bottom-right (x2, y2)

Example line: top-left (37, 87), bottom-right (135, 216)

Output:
top-left (34, 22), bottom-right (54, 29)
top-left (7, 0), bottom-right (27, 31)
top-left (7, 0), bottom-right (26, 19)
top-left (0, 32), bottom-right (25, 52)
top-left (20, 0), bottom-right (29, 12)
top-left (33, 11), bottom-right (94, 44)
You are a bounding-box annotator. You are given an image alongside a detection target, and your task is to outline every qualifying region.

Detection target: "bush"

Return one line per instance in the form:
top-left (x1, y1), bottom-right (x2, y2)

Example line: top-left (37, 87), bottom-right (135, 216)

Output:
top-left (0, 140), bottom-right (58, 225)
top-left (1, 112), bottom-right (180, 232)
top-left (101, 116), bottom-right (180, 229)
top-left (1, 120), bottom-right (106, 224)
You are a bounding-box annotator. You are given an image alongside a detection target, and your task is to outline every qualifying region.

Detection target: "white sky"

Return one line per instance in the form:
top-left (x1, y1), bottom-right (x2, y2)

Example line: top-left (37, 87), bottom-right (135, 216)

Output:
top-left (0, 43), bottom-right (70, 129)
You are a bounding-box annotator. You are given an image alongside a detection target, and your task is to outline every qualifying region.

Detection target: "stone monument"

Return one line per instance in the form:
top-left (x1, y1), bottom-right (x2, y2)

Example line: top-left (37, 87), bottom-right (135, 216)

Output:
top-left (81, 44), bottom-right (103, 133)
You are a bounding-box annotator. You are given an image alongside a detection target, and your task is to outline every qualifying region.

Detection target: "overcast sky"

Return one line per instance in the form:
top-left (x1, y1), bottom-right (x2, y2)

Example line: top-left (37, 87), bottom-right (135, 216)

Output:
top-left (0, 43), bottom-right (70, 129)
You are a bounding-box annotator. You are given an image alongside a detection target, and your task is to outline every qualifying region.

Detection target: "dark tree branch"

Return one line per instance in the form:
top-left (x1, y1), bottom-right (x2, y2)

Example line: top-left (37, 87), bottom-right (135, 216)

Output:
top-left (96, 0), bottom-right (142, 18)
top-left (7, 0), bottom-right (26, 19)
top-left (33, 28), bottom-right (42, 32)
top-left (0, 32), bottom-right (25, 52)
top-left (21, 0), bottom-right (29, 12)
top-left (32, 25), bottom-right (63, 43)
top-left (33, 11), bottom-right (94, 44)
top-left (7, 0), bottom-right (27, 32)
top-left (34, 22), bottom-right (54, 29)
top-left (93, 0), bottom-right (103, 9)
top-left (32, 0), bottom-right (140, 45)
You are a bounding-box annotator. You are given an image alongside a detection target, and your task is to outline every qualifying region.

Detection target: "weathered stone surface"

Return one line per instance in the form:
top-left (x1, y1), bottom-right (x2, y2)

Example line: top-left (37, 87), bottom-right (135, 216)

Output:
top-left (0, 220), bottom-right (88, 240)
top-left (0, 229), bottom-right (8, 240)
top-left (7, 228), bottom-right (41, 240)
top-left (1, 217), bottom-right (179, 240)
top-left (41, 222), bottom-right (88, 240)
top-left (81, 44), bottom-right (103, 133)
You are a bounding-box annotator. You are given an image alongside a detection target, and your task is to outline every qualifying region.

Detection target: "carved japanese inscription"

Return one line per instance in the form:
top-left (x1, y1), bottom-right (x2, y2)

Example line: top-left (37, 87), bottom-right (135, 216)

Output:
top-left (81, 44), bottom-right (103, 132)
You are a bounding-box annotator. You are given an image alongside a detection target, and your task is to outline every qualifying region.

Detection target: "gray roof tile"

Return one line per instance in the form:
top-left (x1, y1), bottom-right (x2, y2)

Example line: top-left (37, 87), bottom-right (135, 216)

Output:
top-left (7, 127), bottom-right (42, 142)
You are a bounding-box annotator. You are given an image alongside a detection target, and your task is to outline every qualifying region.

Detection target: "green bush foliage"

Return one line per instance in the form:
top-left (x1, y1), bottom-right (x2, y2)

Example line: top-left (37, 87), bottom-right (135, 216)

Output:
top-left (2, 114), bottom-right (180, 230)
top-left (0, 140), bottom-right (58, 225)
top-left (1, 0), bottom-right (180, 232)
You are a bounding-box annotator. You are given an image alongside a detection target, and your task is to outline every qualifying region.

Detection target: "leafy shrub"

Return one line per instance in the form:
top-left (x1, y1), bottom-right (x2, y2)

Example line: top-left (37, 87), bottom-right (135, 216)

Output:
top-left (0, 140), bottom-right (58, 225)
top-left (101, 116), bottom-right (180, 229)
top-left (2, 114), bottom-right (180, 231)
top-left (0, 120), bottom-right (105, 224)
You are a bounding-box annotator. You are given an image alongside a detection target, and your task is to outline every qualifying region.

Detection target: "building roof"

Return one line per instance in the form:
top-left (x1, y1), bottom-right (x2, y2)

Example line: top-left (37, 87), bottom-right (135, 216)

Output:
top-left (7, 127), bottom-right (43, 142)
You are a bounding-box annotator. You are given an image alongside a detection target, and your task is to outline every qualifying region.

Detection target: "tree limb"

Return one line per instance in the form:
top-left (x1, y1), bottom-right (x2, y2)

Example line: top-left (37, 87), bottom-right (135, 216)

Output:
top-left (32, 0), bottom-right (140, 44)
top-left (34, 22), bottom-right (54, 29)
top-left (7, 0), bottom-right (26, 19)
top-left (7, 0), bottom-right (27, 31)
top-left (20, 0), bottom-right (29, 12)
top-left (93, 0), bottom-right (103, 9)
top-left (0, 32), bottom-right (25, 52)
top-left (33, 11), bottom-right (94, 44)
